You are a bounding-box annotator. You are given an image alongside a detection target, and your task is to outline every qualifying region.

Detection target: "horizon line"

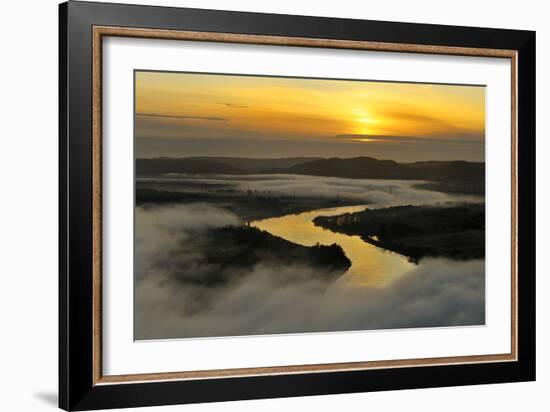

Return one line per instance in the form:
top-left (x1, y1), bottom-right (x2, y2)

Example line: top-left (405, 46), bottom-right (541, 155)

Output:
top-left (135, 155), bottom-right (485, 164)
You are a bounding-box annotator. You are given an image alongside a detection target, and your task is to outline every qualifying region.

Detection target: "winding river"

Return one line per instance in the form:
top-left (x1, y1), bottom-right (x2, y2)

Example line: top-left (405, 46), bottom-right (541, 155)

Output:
top-left (251, 205), bottom-right (415, 288)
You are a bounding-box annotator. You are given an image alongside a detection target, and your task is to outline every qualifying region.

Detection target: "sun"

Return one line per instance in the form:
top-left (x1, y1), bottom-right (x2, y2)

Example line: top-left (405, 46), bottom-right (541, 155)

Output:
top-left (353, 138), bottom-right (381, 143)
top-left (351, 108), bottom-right (380, 136)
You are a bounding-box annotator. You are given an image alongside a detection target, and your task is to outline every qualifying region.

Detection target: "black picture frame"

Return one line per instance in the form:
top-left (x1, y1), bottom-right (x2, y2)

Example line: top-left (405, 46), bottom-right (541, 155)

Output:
top-left (59, 1), bottom-right (536, 410)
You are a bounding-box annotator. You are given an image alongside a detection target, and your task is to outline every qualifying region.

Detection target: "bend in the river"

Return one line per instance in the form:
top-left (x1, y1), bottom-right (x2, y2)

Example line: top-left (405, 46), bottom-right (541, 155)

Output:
top-left (251, 205), bottom-right (415, 288)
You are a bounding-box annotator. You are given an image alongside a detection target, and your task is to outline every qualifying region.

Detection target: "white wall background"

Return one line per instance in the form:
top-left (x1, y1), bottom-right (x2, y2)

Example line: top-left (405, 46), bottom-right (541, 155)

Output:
top-left (0, 0), bottom-right (546, 411)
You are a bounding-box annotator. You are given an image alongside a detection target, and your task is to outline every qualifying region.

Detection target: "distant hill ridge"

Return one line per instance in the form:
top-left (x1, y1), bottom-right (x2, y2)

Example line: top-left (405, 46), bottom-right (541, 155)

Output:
top-left (136, 156), bottom-right (484, 182)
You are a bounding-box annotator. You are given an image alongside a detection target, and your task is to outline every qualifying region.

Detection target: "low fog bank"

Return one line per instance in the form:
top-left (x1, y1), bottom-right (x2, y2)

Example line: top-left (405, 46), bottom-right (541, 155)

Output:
top-left (135, 203), bottom-right (240, 281)
top-left (135, 204), bottom-right (485, 340)
top-left (172, 174), bottom-right (483, 208)
top-left (236, 174), bottom-right (484, 207)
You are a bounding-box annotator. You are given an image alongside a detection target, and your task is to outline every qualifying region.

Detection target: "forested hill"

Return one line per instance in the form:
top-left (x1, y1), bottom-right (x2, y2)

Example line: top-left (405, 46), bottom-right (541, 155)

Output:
top-left (269, 157), bottom-right (484, 181)
top-left (136, 156), bottom-right (484, 182)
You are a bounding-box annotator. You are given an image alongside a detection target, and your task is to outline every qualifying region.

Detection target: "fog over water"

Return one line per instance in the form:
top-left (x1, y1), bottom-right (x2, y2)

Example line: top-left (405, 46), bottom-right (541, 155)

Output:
top-left (135, 176), bottom-right (485, 340)
top-left (140, 173), bottom-right (484, 206)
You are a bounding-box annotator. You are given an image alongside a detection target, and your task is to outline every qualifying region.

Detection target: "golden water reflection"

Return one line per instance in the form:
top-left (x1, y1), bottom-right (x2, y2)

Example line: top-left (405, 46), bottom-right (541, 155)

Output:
top-left (251, 205), bottom-right (415, 288)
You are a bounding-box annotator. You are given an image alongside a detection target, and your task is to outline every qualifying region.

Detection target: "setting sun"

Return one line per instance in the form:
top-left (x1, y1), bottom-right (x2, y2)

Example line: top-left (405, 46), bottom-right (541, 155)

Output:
top-left (135, 71), bottom-right (485, 161)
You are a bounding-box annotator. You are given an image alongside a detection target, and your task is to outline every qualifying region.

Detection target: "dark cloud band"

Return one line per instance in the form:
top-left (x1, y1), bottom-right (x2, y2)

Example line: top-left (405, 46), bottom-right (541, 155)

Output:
top-left (136, 112), bottom-right (228, 121)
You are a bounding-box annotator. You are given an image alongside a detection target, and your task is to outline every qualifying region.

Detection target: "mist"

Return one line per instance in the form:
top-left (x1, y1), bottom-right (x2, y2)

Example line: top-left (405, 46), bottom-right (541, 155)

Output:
top-left (153, 174), bottom-right (483, 207)
top-left (136, 136), bottom-right (485, 162)
top-left (135, 204), bottom-right (485, 340)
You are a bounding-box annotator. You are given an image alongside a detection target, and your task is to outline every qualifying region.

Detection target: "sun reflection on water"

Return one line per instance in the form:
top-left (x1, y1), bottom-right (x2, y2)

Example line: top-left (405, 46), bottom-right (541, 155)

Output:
top-left (251, 205), bottom-right (415, 288)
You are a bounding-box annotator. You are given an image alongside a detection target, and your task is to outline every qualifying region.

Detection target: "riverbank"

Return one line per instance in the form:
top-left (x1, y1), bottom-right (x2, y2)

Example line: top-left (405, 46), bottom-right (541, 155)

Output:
top-left (171, 225), bottom-right (351, 291)
top-left (313, 204), bottom-right (485, 262)
top-left (136, 184), bottom-right (366, 221)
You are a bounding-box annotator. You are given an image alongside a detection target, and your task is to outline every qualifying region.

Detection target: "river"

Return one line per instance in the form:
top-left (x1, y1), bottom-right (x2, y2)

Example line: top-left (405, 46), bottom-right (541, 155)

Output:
top-left (251, 205), bottom-right (415, 288)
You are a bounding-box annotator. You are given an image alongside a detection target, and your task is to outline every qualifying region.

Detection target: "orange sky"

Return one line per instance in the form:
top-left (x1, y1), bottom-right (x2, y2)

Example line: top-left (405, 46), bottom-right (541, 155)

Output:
top-left (135, 71), bottom-right (485, 161)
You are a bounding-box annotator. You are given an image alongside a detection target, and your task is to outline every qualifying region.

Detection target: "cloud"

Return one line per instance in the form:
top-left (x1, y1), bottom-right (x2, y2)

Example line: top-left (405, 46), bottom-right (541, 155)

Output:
top-left (136, 112), bottom-right (228, 121)
top-left (382, 110), bottom-right (443, 123)
top-left (134, 203), bottom-right (485, 340)
top-left (337, 134), bottom-right (485, 145)
top-left (220, 102), bottom-right (249, 109)
top-left (367, 106), bottom-right (484, 138)
top-left (135, 204), bottom-right (240, 281)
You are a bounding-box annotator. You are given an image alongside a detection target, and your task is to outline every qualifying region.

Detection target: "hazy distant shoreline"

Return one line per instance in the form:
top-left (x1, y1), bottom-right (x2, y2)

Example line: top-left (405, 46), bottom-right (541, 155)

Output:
top-left (136, 155), bottom-right (484, 187)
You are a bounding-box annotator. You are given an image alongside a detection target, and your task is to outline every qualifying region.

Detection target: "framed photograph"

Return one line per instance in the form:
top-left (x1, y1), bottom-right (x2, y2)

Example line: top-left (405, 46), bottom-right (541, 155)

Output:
top-left (59, 1), bottom-right (536, 410)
